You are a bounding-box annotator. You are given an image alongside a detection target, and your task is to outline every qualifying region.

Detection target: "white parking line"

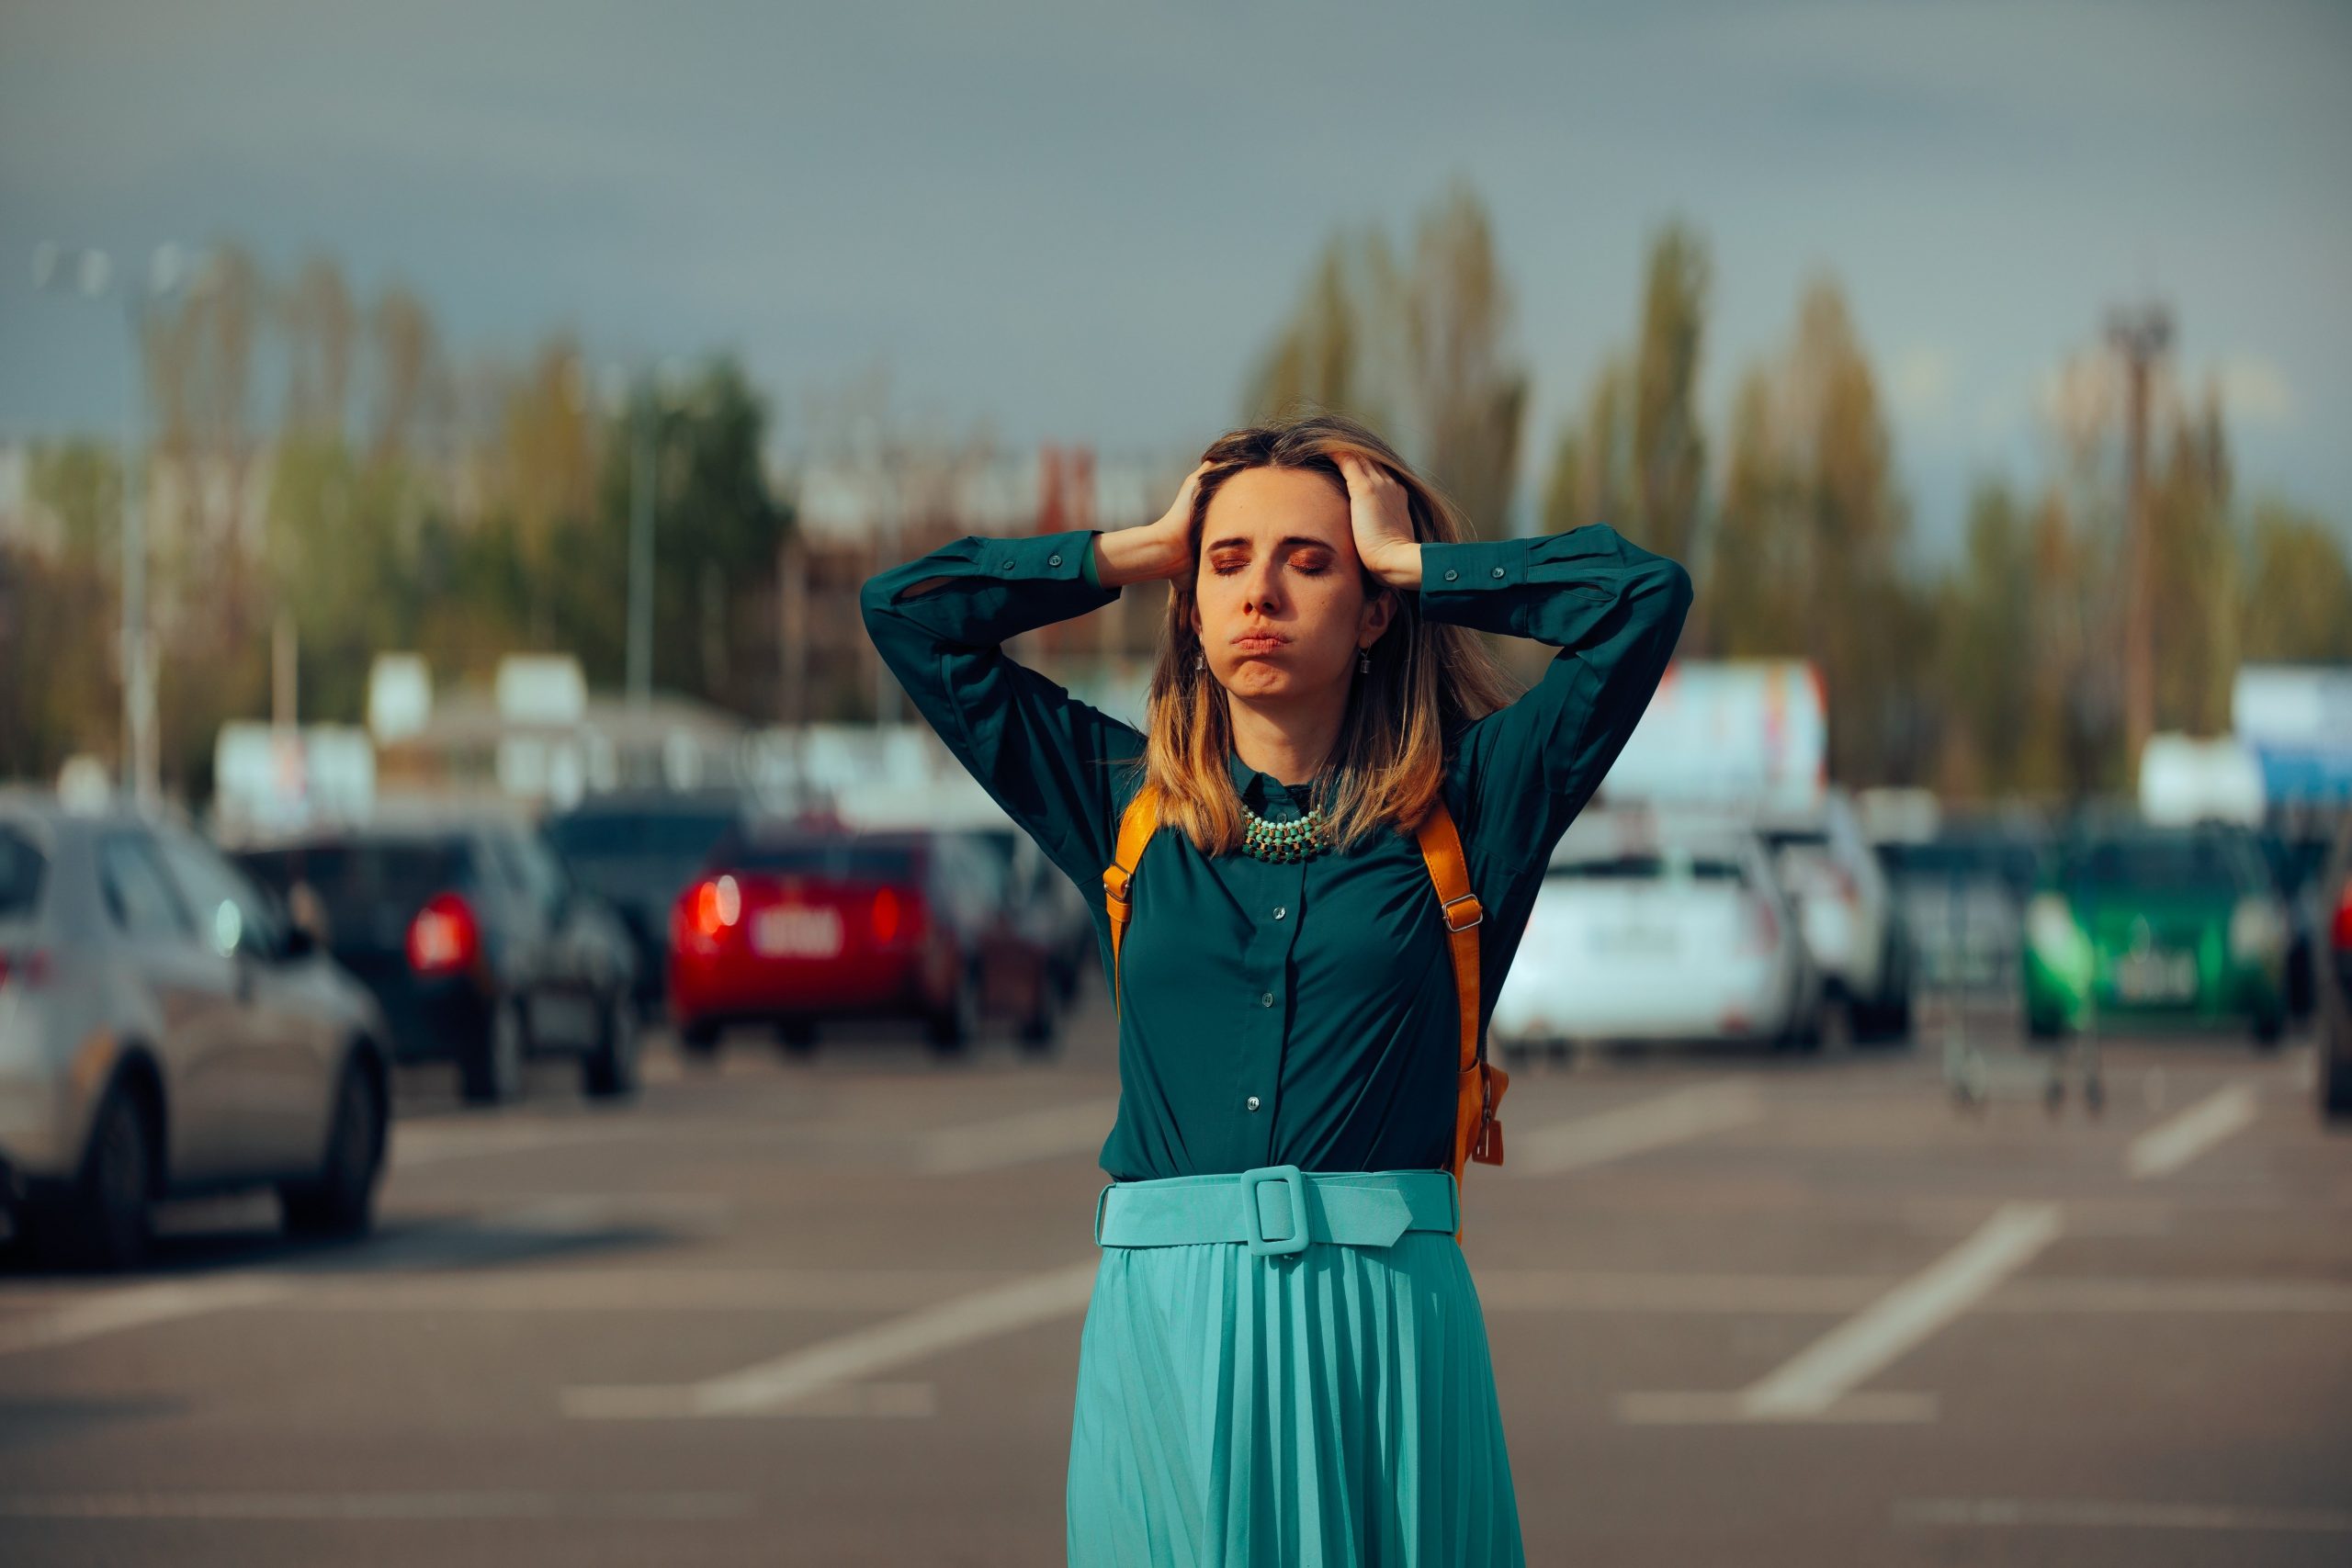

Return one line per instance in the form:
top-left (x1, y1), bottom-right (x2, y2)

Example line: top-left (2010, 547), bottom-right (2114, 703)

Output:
top-left (2127, 1083), bottom-right (2258, 1179)
top-left (1620, 1201), bottom-right (2064, 1424)
top-left (0, 1490), bottom-right (755, 1520)
top-left (0, 1279), bottom-right (291, 1358)
top-left (1895, 1497), bottom-right (2352, 1534)
top-left (914, 1096), bottom-right (1119, 1174)
top-left (562, 1259), bottom-right (1100, 1418)
top-left (1509, 1078), bottom-right (1762, 1176)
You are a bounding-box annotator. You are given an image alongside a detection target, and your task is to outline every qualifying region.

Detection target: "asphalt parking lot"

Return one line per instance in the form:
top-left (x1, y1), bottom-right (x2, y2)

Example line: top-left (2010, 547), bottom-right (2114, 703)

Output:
top-left (3, 980), bottom-right (2348, 1566)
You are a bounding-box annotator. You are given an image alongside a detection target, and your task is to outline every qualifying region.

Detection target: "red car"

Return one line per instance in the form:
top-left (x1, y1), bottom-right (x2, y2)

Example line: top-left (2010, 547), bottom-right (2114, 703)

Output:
top-left (668, 824), bottom-right (1059, 1059)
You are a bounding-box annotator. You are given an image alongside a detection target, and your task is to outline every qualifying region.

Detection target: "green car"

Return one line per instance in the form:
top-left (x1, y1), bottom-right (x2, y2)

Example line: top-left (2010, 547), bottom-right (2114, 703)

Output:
top-left (2023, 823), bottom-right (2290, 1045)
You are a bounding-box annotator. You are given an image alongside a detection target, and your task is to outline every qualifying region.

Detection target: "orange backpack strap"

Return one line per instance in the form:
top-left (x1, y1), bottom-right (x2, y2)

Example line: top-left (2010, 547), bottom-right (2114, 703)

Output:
top-left (1102, 782), bottom-right (1161, 1017)
top-left (1413, 796), bottom-right (1509, 1239)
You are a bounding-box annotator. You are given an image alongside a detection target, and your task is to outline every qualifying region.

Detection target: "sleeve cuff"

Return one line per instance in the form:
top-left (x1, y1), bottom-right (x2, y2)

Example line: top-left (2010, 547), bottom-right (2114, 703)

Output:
top-left (1419, 538), bottom-right (1532, 598)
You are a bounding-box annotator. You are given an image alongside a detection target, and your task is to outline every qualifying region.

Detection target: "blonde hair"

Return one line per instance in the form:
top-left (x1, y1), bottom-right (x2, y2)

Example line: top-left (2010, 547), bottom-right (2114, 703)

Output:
top-left (1134, 407), bottom-right (1515, 856)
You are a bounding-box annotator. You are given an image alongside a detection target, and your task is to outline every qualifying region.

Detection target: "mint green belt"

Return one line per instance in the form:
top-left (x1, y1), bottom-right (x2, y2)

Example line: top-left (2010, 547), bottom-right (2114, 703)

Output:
top-left (1091, 1165), bottom-right (1461, 1256)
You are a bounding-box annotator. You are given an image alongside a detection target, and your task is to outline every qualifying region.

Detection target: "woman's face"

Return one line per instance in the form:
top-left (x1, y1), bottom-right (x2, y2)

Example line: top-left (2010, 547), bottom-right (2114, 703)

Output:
top-left (1189, 465), bottom-right (1394, 706)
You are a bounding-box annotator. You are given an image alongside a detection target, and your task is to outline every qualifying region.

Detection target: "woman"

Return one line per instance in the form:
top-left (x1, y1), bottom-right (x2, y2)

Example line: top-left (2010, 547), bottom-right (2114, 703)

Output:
top-left (860, 412), bottom-right (1692, 1566)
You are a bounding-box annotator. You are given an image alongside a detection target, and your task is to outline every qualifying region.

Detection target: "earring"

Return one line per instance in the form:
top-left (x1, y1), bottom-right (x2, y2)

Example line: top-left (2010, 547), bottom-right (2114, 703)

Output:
top-left (1356, 645), bottom-right (1371, 674)
top-left (1195, 651), bottom-right (1206, 672)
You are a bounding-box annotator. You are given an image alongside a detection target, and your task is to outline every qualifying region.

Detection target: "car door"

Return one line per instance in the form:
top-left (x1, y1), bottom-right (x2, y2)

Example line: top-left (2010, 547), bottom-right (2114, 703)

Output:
top-left (93, 829), bottom-right (243, 1186)
top-left (154, 829), bottom-right (332, 1176)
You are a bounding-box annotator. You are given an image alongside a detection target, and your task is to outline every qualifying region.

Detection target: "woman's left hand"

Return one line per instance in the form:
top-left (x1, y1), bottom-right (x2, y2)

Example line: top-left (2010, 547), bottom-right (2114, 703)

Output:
top-left (1337, 453), bottom-right (1422, 591)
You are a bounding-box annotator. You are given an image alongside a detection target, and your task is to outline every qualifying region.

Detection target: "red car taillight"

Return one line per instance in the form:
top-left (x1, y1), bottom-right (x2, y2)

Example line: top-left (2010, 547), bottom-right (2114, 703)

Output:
top-left (678, 875), bottom-right (743, 946)
top-left (2333, 877), bottom-right (2352, 953)
top-left (869, 886), bottom-right (903, 944)
top-left (407, 892), bottom-right (481, 976)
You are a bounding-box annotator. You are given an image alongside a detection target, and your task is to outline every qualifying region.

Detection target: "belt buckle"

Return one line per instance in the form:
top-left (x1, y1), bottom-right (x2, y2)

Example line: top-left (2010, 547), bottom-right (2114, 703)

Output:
top-left (1239, 1164), bottom-right (1309, 1257)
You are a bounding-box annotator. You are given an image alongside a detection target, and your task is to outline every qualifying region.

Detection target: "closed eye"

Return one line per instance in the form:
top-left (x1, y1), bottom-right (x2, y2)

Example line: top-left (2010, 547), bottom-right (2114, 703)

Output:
top-left (1212, 561), bottom-right (1329, 576)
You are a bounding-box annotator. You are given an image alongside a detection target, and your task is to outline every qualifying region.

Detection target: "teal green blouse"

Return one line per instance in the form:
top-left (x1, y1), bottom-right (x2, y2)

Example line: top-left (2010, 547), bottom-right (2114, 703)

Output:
top-left (860, 523), bottom-right (1691, 1179)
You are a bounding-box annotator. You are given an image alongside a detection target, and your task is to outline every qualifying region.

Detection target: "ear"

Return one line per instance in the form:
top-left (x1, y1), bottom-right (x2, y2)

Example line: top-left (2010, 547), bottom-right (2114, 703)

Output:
top-left (1359, 585), bottom-right (1396, 642)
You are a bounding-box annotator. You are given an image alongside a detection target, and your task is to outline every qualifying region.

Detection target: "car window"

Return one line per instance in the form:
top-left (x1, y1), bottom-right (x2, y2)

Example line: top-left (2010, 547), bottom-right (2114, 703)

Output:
top-left (0, 826), bottom-right (44, 921)
top-left (156, 830), bottom-right (288, 959)
top-left (546, 810), bottom-right (739, 860)
top-left (2067, 834), bottom-right (2253, 896)
top-left (235, 838), bottom-right (475, 925)
top-left (510, 829), bottom-right (572, 915)
top-left (97, 831), bottom-right (196, 943)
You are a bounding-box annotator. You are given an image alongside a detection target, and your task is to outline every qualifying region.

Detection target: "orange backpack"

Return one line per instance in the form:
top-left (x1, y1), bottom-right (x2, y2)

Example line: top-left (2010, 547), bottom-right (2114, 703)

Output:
top-left (1100, 784), bottom-right (1509, 1228)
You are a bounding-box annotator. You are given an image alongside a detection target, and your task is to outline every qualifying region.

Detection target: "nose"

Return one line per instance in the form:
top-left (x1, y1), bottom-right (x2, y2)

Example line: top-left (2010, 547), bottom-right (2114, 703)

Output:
top-left (1244, 558), bottom-right (1281, 614)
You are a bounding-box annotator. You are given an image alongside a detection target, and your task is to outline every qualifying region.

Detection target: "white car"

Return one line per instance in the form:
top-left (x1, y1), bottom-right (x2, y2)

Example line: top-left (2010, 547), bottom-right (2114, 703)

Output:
top-left (1492, 807), bottom-right (1822, 1055)
top-left (1756, 788), bottom-right (1915, 1043)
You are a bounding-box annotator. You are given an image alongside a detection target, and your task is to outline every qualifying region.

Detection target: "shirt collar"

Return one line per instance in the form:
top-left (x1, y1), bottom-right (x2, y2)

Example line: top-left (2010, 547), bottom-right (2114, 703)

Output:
top-left (1226, 744), bottom-right (1308, 808)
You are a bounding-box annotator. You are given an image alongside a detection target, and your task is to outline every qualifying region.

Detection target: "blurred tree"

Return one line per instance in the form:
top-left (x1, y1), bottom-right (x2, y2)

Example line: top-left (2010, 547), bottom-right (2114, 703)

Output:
top-left (488, 339), bottom-right (603, 646)
top-left (1709, 275), bottom-right (1915, 782)
top-left (1246, 178), bottom-right (1526, 541)
top-left (1399, 179), bottom-right (1528, 540)
top-left (2240, 501), bottom-right (2352, 663)
top-left (0, 444), bottom-right (124, 779)
top-left (1628, 220), bottom-right (1710, 565)
top-left (1241, 228), bottom-right (1403, 438)
top-left (2146, 378), bottom-right (2235, 735)
top-left (1538, 354), bottom-right (1631, 536)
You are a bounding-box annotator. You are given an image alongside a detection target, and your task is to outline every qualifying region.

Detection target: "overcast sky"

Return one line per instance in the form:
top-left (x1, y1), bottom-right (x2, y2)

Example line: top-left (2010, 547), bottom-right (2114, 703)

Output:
top-left (2, 0), bottom-right (2345, 558)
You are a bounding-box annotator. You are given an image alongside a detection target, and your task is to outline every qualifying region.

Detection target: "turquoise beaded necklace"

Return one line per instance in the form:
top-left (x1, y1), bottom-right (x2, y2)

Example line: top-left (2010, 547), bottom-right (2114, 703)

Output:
top-left (1239, 797), bottom-right (1331, 863)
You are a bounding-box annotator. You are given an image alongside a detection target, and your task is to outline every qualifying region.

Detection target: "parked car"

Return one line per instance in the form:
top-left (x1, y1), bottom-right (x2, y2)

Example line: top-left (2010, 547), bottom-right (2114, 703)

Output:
top-left (1491, 806), bottom-right (1821, 1055)
top-left (2022, 819), bottom-right (2290, 1046)
top-left (973, 826), bottom-right (1094, 1008)
top-left (541, 790), bottom-right (762, 1020)
top-left (231, 808), bottom-right (640, 1104)
top-left (2317, 814), bottom-right (2352, 1121)
top-left (0, 792), bottom-right (391, 1270)
top-left (670, 823), bottom-right (1058, 1058)
top-left (1757, 787), bottom-right (1915, 1042)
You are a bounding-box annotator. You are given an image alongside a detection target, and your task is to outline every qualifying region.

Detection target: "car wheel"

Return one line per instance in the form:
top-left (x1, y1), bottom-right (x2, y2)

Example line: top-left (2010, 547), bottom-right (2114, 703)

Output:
top-left (37, 1080), bottom-right (154, 1272)
top-left (280, 1056), bottom-right (384, 1238)
top-left (582, 988), bottom-right (641, 1100)
top-left (2252, 1007), bottom-right (2286, 1051)
top-left (460, 998), bottom-right (527, 1106)
top-left (678, 1020), bottom-right (722, 1063)
top-left (777, 1021), bottom-right (818, 1059)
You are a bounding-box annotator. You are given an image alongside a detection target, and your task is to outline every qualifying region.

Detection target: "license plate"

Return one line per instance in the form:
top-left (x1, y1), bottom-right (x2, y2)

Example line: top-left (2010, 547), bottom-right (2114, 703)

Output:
top-left (2114, 948), bottom-right (2197, 1003)
top-left (1593, 924), bottom-right (1679, 956)
top-left (753, 905), bottom-right (842, 958)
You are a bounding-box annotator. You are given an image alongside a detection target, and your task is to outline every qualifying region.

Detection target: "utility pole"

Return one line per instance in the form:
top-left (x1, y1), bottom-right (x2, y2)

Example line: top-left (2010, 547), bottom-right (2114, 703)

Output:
top-left (627, 379), bottom-right (656, 712)
top-left (2108, 301), bottom-right (2172, 769)
top-left (33, 242), bottom-right (211, 814)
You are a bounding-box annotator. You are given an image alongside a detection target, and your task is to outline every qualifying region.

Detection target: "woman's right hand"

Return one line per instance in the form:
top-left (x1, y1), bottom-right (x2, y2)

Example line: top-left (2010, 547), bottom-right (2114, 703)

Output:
top-left (1093, 459), bottom-right (1214, 588)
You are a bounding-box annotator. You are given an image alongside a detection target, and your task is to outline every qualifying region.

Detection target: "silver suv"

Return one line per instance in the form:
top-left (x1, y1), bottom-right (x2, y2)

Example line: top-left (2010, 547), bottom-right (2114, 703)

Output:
top-left (0, 792), bottom-right (392, 1269)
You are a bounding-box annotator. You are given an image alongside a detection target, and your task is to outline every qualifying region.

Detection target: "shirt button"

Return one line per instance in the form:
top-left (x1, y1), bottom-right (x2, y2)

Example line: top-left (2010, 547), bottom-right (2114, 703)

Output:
top-left (1443, 568), bottom-right (1458, 581)
top-left (1491, 566), bottom-right (1506, 579)
top-left (1272, 906), bottom-right (1286, 920)
top-left (1246, 1096), bottom-right (1261, 1111)
top-left (1048, 553), bottom-right (1062, 566)
top-left (1260, 992), bottom-right (1275, 1008)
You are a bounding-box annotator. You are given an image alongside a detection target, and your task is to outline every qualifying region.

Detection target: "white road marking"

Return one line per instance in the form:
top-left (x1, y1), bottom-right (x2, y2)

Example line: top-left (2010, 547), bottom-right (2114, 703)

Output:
top-left (563, 1259), bottom-right (1100, 1418)
top-left (2127, 1083), bottom-right (2258, 1179)
top-left (914, 1096), bottom-right (1120, 1174)
top-left (0, 1279), bottom-right (290, 1357)
top-left (1619, 1201), bottom-right (2064, 1425)
top-left (1895, 1497), bottom-right (2352, 1534)
top-left (0, 1490), bottom-right (754, 1520)
top-left (1510, 1078), bottom-right (1763, 1176)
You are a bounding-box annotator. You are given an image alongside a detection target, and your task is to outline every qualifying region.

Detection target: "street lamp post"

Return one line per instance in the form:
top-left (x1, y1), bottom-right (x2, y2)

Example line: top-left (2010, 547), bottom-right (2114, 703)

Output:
top-left (31, 241), bottom-right (210, 813)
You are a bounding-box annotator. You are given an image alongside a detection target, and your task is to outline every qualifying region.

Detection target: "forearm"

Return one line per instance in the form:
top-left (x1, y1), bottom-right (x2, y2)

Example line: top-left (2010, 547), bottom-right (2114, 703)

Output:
top-left (1418, 525), bottom-right (1689, 650)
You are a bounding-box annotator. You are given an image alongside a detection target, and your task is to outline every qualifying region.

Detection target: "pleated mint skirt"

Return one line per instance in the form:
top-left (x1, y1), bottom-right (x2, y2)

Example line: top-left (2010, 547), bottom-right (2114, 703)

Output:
top-left (1065, 1179), bottom-right (1525, 1567)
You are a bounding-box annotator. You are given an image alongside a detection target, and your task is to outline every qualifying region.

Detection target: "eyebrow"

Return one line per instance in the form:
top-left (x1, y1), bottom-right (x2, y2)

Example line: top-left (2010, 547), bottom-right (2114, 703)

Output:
top-left (1204, 535), bottom-right (1338, 554)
